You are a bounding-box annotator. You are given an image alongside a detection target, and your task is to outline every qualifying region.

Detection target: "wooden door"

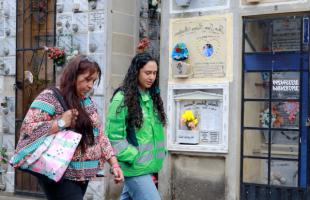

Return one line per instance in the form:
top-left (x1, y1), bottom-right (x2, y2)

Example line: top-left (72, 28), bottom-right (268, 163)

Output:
top-left (15, 0), bottom-right (56, 195)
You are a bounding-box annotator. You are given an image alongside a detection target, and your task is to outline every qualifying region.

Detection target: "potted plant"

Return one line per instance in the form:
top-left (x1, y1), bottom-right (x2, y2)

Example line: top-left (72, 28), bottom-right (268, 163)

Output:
top-left (175, 0), bottom-right (192, 7)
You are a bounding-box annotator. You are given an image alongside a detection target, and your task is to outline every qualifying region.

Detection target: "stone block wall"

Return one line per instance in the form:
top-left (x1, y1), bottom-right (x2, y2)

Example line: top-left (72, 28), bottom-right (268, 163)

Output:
top-left (0, 0), bottom-right (17, 193)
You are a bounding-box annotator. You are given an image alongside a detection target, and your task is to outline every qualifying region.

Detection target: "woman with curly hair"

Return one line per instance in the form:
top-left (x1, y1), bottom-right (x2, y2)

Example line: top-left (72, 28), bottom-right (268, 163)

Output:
top-left (106, 52), bottom-right (167, 200)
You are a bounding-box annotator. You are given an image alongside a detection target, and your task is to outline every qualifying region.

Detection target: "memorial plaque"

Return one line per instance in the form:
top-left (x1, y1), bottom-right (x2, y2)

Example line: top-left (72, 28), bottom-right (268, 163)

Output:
top-left (62, 0), bottom-right (74, 12)
top-left (171, 0), bottom-right (228, 13)
top-left (5, 16), bottom-right (16, 36)
top-left (170, 14), bottom-right (232, 79)
top-left (57, 34), bottom-right (72, 53)
top-left (89, 32), bottom-right (105, 53)
top-left (89, 11), bottom-right (105, 32)
top-left (0, 11), bottom-right (4, 37)
top-left (57, 14), bottom-right (73, 34)
top-left (73, 33), bottom-right (87, 54)
top-left (167, 83), bottom-right (229, 153)
top-left (3, 57), bottom-right (15, 75)
top-left (72, 13), bottom-right (88, 33)
top-left (95, 0), bottom-right (106, 10)
top-left (4, 38), bottom-right (15, 56)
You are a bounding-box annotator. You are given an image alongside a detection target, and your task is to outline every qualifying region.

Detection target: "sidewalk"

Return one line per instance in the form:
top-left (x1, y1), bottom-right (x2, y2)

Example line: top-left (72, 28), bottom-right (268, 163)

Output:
top-left (0, 193), bottom-right (45, 200)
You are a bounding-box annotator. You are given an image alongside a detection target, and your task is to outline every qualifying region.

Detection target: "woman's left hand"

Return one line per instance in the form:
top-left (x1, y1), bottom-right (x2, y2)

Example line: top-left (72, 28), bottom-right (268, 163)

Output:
top-left (111, 167), bottom-right (124, 184)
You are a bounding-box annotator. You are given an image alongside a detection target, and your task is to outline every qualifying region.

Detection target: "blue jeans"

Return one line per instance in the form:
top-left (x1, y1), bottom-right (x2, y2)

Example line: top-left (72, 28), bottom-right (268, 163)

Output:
top-left (120, 174), bottom-right (161, 200)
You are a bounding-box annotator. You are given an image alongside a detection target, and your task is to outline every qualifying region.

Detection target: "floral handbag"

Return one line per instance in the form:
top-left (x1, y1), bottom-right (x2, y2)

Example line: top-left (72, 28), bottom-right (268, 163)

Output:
top-left (10, 87), bottom-right (81, 182)
top-left (19, 129), bottom-right (81, 182)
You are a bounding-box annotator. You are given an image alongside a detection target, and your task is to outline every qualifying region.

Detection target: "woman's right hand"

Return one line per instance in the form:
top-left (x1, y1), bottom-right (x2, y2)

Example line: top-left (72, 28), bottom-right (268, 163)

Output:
top-left (61, 109), bottom-right (78, 128)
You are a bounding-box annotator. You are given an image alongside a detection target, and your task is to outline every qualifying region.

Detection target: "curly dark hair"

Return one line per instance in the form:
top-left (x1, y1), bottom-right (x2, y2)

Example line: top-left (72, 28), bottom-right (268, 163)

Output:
top-left (59, 55), bottom-right (101, 152)
top-left (118, 52), bottom-right (166, 128)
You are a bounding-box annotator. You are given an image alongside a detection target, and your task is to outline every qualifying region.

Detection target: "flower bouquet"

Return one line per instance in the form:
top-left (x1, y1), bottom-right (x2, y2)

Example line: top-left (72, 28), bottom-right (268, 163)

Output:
top-left (181, 110), bottom-right (199, 130)
top-left (177, 110), bottom-right (199, 144)
top-left (45, 46), bottom-right (65, 66)
top-left (137, 38), bottom-right (150, 53)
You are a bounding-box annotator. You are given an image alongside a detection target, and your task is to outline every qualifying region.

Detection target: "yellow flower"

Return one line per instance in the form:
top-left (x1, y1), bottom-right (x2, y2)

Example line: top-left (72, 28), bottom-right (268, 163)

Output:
top-left (181, 110), bottom-right (199, 130)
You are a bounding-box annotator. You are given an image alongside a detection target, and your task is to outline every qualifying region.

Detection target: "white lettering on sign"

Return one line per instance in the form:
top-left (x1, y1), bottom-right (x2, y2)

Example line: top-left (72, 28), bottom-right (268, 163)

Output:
top-left (272, 79), bottom-right (299, 91)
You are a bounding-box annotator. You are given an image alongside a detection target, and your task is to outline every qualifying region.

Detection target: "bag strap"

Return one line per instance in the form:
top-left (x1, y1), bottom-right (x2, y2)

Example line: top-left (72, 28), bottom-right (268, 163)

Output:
top-left (50, 87), bottom-right (69, 111)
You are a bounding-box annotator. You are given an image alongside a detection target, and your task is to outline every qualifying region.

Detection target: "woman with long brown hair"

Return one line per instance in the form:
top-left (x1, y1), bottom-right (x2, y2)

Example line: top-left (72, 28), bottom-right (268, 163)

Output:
top-left (11, 55), bottom-right (123, 199)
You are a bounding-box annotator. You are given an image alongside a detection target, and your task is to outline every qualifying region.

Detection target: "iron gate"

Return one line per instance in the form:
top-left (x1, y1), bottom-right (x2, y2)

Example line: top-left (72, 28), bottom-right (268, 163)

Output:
top-left (241, 14), bottom-right (310, 200)
top-left (15, 0), bottom-right (56, 196)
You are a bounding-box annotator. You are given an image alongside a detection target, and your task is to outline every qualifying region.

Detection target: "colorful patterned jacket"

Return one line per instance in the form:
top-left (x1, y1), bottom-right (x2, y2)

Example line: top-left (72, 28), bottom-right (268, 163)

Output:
top-left (11, 89), bottom-right (114, 181)
top-left (106, 91), bottom-right (166, 177)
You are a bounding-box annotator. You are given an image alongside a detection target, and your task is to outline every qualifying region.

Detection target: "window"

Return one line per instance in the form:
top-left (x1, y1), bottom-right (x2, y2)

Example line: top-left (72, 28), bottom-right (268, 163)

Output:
top-left (241, 15), bottom-right (309, 199)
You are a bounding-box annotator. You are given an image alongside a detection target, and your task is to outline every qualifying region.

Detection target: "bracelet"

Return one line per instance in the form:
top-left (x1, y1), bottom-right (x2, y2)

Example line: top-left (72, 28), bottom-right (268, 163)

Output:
top-left (111, 163), bottom-right (120, 169)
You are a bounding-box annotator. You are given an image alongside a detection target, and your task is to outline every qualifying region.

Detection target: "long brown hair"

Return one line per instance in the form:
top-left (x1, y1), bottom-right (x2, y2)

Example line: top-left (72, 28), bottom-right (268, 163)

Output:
top-left (59, 55), bottom-right (101, 152)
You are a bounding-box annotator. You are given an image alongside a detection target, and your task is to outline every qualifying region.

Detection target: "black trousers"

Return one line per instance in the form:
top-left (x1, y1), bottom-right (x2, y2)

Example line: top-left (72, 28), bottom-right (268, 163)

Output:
top-left (38, 178), bottom-right (89, 200)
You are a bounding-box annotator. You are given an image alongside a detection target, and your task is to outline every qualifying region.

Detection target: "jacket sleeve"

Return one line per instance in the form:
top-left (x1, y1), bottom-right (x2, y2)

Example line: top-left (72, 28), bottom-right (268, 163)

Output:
top-left (10, 90), bottom-right (57, 167)
top-left (105, 93), bottom-right (138, 164)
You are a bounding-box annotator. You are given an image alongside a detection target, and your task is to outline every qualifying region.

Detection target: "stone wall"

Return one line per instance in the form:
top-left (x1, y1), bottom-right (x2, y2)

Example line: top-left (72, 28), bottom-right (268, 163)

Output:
top-left (0, 0), bottom-right (16, 193)
top-left (139, 0), bottom-right (161, 60)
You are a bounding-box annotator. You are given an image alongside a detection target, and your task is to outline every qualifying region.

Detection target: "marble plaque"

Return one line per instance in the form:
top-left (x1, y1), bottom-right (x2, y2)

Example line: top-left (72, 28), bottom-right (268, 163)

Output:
top-left (5, 16), bottom-right (16, 37)
top-left (4, 38), bottom-right (15, 56)
top-left (57, 14), bottom-right (73, 34)
top-left (171, 0), bottom-right (228, 13)
top-left (62, 0), bottom-right (74, 12)
top-left (0, 57), bottom-right (4, 74)
top-left (93, 74), bottom-right (104, 96)
top-left (3, 134), bottom-right (14, 151)
top-left (3, 57), bottom-right (15, 75)
top-left (94, 0), bottom-right (106, 10)
top-left (72, 12), bottom-right (88, 33)
top-left (3, 1), bottom-right (16, 19)
top-left (89, 53), bottom-right (105, 70)
top-left (77, 0), bottom-right (89, 12)
top-left (0, 10), bottom-right (4, 37)
top-left (89, 32), bottom-right (105, 53)
top-left (89, 11), bottom-right (105, 32)
top-left (0, 38), bottom-right (4, 56)
top-left (72, 33), bottom-right (88, 54)
top-left (0, 0), bottom-right (3, 10)
top-left (170, 14), bottom-right (233, 79)
top-left (57, 34), bottom-right (73, 53)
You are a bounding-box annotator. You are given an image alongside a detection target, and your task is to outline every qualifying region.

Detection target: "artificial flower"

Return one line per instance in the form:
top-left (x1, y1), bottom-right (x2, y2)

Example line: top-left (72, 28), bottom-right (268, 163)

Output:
top-left (44, 46), bottom-right (65, 66)
top-left (181, 110), bottom-right (199, 130)
top-left (172, 42), bottom-right (189, 61)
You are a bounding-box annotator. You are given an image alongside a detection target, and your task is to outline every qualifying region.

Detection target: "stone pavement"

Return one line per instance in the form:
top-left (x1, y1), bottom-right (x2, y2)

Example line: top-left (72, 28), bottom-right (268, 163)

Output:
top-left (0, 193), bottom-right (45, 200)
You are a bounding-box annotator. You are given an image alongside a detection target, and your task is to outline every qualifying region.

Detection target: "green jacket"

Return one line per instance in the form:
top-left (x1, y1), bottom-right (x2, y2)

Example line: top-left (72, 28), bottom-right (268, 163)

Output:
top-left (105, 91), bottom-right (166, 177)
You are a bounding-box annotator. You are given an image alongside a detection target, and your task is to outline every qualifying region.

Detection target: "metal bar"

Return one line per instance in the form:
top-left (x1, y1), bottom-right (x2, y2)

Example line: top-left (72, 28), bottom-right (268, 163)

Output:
top-left (245, 69), bottom-right (309, 73)
top-left (16, 47), bottom-right (45, 51)
top-left (298, 16), bottom-right (303, 188)
top-left (244, 127), bottom-right (300, 132)
top-left (244, 98), bottom-right (300, 102)
top-left (240, 16), bottom-right (246, 195)
top-left (244, 155), bottom-right (298, 161)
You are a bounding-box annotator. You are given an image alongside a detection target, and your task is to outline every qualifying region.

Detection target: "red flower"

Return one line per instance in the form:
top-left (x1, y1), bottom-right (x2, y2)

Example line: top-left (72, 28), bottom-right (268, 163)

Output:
top-left (175, 47), bottom-right (181, 53)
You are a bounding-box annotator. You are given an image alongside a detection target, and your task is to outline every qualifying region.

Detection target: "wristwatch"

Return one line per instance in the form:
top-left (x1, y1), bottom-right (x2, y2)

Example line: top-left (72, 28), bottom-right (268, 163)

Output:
top-left (57, 118), bottom-right (66, 130)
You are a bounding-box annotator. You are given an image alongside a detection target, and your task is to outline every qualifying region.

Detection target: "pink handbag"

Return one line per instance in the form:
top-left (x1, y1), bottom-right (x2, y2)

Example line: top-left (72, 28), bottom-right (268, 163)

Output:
top-left (10, 87), bottom-right (81, 182)
top-left (20, 130), bottom-right (81, 182)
